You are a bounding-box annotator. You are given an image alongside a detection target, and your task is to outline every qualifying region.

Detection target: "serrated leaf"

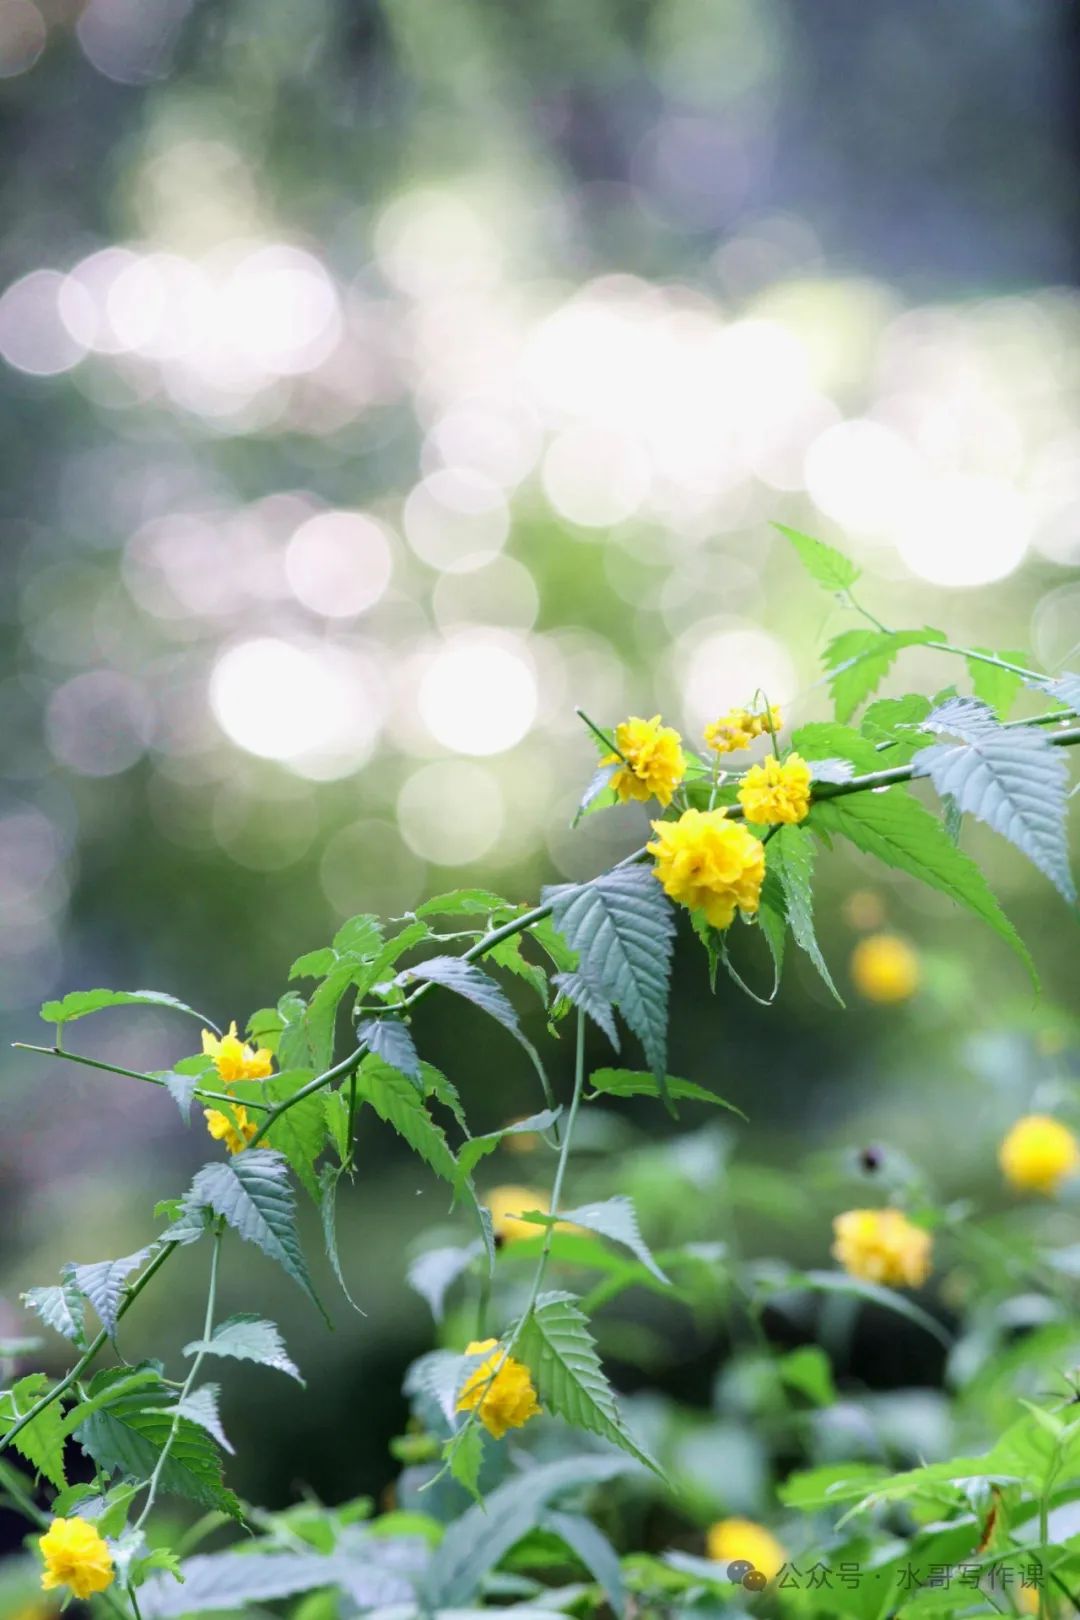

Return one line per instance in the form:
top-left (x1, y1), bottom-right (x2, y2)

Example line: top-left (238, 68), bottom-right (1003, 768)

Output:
top-left (792, 721), bottom-right (880, 772)
top-left (755, 867), bottom-right (786, 992)
top-left (455, 1109), bottom-right (560, 1187)
top-left (185, 1150), bottom-right (323, 1316)
top-left (912, 711), bottom-right (1075, 901)
top-left (233, 1069), bottom-right (325, 1202)
top-left (488, 934), bottom-right (549, 1008)
top-left (356, 1056), bottom-right (457, 1182)
top-left (162, 1071), bottom-right (199, 1123)
top-left (416, 888), bottom-right (517, 919)
top-left (806, 757), bottom-right (855, 783)
top-left (823, 627), bottom-right (944, 723)
top-left (0, 1373), bottom-right (67, 1488)
top-left (289, 947), bottom-right (339, 981)
top-left (768, 825), bottom-right (843, 1004)
top-left (398, 955), bottom-right (522, 1040)
top-left (860, 694), bottom-right (933, 754)
top-left (406, 1345), bottom-right (488, 1428)
top-left (447, 1422), bottom-right (485, 1502)
top-left (528, 1197), bottom-right (669, 1284)
top-left (63, 1248), bottom-right (153, 1337)
top-left (319, 1168), bottom-right (365, 1315)
top-left (300, 960), bottom-right (357, 1071)
top-left (39, 988), bottom-right (213, 1029)
top-left (184, 1312), bottom-right (303, 1384)
top-left (426, 1454), bottom-right (634, 1607)
top-left (76, 1393), bottom-right (240, 1517)
top-left (422, 1061), bottom-right (470, 1138)
top-left (585, 1068), bottom-right (745, 1116)
top-left (515, 1292), bottom-right (663, 1476)
top-left (968, 650), bottom-right (1030, 717)
top-left (332, 913), bottom-right (384, 956)
top-left (407, 1243), bottom-right (481, 1323)
top-left (543, 866), bottom-right (675, 1093)
top-left (810, 788), bottom-right (1036, 983)
top-left (551, 971), bottom-right (619, 1050)
top-left (1035, 671), bottom-right (1080, 716)
top-left (775, 524), bottom-right (860, 592)
top-left (356, 1016), bottom-right (422, 1082)
top-left (22, 1281), bottom-right (88, 1347)
top-left (546, 1510), bottom-right (625, 1619)
top-left (177, 1384), bottom-right (233, 1454)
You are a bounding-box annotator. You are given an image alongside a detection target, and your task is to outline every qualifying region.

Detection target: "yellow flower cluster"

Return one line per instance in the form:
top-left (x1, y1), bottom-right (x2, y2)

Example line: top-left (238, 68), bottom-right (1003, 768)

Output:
top-left (455, 1338), bottom-right (541, 1438)
top-left (202, 1020), bottom-right (273, 1154)
top-left (704, 705), bottom-right (781, 755)
top-left (706, 1518), bottom-right (785, 1581)
top-left (38, 1518), bottom-right (114, 1599)
top-left (648, 808), bottom-right (765, 930)
top-left (832, 1208), bottom-right (932, 1289)
top-left (737, 752), bottom-right (811, 825)
top-left (603, 715), bottom-right (685, 807)
top-left (999, 1115), bottom-right (1080, 1196)
top-left (850, 933), bottom-right (920, 1003)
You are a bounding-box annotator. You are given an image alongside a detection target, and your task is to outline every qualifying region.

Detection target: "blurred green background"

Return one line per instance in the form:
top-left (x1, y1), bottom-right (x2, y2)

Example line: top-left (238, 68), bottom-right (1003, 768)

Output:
top-left (1, 0), bottom-right (1079, 1536)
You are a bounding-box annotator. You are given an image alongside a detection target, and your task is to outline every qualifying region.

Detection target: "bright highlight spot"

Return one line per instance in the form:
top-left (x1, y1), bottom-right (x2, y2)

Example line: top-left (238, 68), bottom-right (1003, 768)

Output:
top-left (893, 476), bottom-right (1031, 587)
top-left (397, 760), bottom-right (505, 865)
top-left (285, 511), bottom-right (394, 618)
top-left (209, 638), bottom-right (381, 776)
top-left (418, 635), bottom-right (537, 755)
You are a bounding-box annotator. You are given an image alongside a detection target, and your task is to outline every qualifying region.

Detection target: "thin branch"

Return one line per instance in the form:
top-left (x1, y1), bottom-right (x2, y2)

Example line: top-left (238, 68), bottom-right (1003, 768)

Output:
top-left (10, 1044), bottom-right (270, 1112)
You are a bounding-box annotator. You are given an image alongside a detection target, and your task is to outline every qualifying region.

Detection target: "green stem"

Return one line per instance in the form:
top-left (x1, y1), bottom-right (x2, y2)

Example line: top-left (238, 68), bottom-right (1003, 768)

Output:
top-left (576, 707), bottom-right (623, 760)
top-left (926, 642), bottom-right (1043, 683)
top-left (246, 1042), bottom-right (369, 1150)
top-left (11, 1044), bottom-right (270, 1112)
top-left (133, 1227), bottom-right (222, 1534)
top-left (0, 1243), bottom-right (177, 1459)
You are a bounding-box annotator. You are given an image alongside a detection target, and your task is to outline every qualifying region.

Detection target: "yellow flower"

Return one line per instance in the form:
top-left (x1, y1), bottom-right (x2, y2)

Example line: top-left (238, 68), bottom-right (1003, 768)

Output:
top-left (455, 1338), bottom-right (541, 1439)
top-left (201, 1021), bottom-right (273, 1083)
top-left (486, 1185), bottom-right (549, 1244)
top-left (999, 1115), bottom-right (1080, 1196)
top-left (706, 1517), bottom-right (785, 1581)
top-left (204, 1104), bottom-right (258, 1155)
top-left (39, 1518), bottom-right (115, 1600)
top-left (704, 706), bottom-right (781, 755)
top-left (737, 752), bottom-right (812, 825)
top-left (648, 808), bottom-right (765, 930)
top-left (832, 1208), bottom-right (932, 1289)
top-left (602, 715), bottom-right (685, 807)
top-left (850, 933), bottom-right (920, 1003)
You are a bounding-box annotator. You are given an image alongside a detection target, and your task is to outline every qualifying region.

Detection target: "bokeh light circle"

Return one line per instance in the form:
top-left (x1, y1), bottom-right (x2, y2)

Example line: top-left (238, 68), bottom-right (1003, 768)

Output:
top-left (417, 635), bottom-right (538, 756)
top-left (397, 760), bottom-right (505, 865)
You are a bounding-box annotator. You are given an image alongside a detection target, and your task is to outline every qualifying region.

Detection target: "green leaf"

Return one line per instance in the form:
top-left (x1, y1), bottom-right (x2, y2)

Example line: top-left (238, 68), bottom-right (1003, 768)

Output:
top-left (319, 1167), bottom-right (365, 1315)
top-left (823, 627), bottom-right (944, 723)
top-left (76, 1392), bottom-right (240, 1517)
top-left (586, 1068), bottom-right (745, 1116)
top-left (525, 1197), bottom-right (669, 1285)
top-left (446, 1423), bottom-right (485, 1503)
top-left (515, 1291), bottom-right (664, 1477)
top-left (184, 1312), bottom-right (303, 1384)
top-left (289, 947), bottom-right (339, 981)
top-left (768, 825), bottom-right (843, 1004)
top-left (912, 701), bottom-right (1075, 902)
top-left (177, 1384), bottom-right (233, 1454)
top-left (415, 888), bottom-right (517, 919)
top-left (778, 1461), bottom-right (890, 1511)
top-left (139, 1551), bottom-right (375, 1618)
top-left (809, 787), bottom-right (1036, 982)
top-left (356, 1056), bottom-right (457, 1183)
top-left (543, 867), bottom-right (675, 1094)
top-left (426, 1454), bottom-right (634, 1607)
top-left (574, 763), bottom-right (619, 826)
top-left (968, 650), bottom-right (1030, 718)
top-left (63, 1248), bottom-right (153, 1337)
top-left (551, 970), bottom-right (619, 1049)
top-left (792, 721), bottom-right (879, 772)
top-left (56, 1368), bottom-right (167, 1442)
top-left (860, 694), bottom-right (933, 756)
top-left (332, 913), bottom-right (384, 956)
top-left (755, 867), bottom-right (787, 991)
top-left (162, 1071), bottom-right (199, 1123)
top-left (397, 955), bottom-right (522, 1041)
top-left (488, 934), bottom-right (549, 1007)
top-left (39, 988), bottom-right (213, 1029)
top-left (22, 1280), bottom-right (88, 1347)
top-left (0, 1373), bottom-right (67, 1488)
top-left (455, 1109), bottom-right (560, 1186)
top-left (185, 1150), bottom-right (324, 1316)
top-left (233, 1069), bottom-right (325, 1202)
top-left (300, 961), bottom-right (358, 1071)
top-left (775, 523), bottom-right (860, 592)
top-left (356, 1016), bottom-right (421, 1083)
top-left (777, 1345), bottom-right (836, 1407)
